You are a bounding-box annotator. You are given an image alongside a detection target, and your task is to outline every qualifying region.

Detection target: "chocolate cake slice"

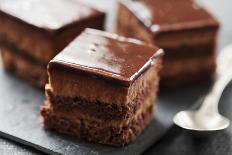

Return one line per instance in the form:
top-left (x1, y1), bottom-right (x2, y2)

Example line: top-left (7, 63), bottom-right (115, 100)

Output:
top-left (41, 28), bottom-right (163, 146)
top-left (117, 0), bottom-right (219, 87)
top-left (0, 0), bottom-right (105, 88)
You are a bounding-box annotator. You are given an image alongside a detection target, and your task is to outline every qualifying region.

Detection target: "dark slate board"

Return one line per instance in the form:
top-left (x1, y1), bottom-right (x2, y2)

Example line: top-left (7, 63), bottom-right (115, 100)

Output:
top-left (0, 57), bottom-right (212, 155)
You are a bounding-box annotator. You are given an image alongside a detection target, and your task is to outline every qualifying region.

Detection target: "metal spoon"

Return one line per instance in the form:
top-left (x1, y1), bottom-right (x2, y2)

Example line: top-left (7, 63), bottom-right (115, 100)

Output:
top-left (173, 45), bottom-right (232, 131)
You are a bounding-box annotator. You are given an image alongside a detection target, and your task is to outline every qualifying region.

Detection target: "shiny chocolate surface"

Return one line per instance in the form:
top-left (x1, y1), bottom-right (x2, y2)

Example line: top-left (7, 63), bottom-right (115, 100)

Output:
top-left (0, 0), bottom-right (103, 30)
top-left (50, 28), bottom-right (163, 86)
top-left (121, 0), bottom-right (219, 33)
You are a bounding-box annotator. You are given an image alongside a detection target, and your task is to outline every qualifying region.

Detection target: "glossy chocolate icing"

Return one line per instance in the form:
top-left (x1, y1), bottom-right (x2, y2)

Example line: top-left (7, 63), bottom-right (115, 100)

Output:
top-left (121, 0), bottom-right (219, 34)
top-left (49, 28), bottom-right (163, 87)
top-left (0, 0), bottom-right (104, 30)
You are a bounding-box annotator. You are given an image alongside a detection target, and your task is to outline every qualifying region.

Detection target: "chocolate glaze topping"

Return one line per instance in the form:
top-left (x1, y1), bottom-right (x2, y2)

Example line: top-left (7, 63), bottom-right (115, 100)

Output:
top-left (121, 0), bottom-right (219, 34)
top-left (0, 0), bottom-right (104, 30)
top-left (49, 28), bottom-right (163, 87)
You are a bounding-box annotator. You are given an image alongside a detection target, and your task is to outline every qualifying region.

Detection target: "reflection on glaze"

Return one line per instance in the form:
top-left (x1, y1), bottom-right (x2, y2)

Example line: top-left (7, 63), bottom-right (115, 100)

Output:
top-left (52, 28), bottom-right (162, 84)
top-left (123, 0), bottom-right (217, 33)
top-left (125, 1), bottom-right (153, 28)
top-left (0, 0), bottom-right (100, 29)
top-left (60, 35), bottom-right (122, 75)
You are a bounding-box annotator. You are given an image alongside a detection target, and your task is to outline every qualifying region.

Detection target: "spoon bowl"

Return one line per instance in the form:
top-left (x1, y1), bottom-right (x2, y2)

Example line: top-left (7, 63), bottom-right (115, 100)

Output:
top-left (173, 110), bottom-right (230, 131)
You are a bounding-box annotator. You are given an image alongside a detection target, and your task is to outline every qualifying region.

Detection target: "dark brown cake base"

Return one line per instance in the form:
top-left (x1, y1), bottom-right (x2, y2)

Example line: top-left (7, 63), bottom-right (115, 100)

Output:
top-left (1, 48), bottom-right (47, 88)
top-left (41, 104), bottom-right (154, 146)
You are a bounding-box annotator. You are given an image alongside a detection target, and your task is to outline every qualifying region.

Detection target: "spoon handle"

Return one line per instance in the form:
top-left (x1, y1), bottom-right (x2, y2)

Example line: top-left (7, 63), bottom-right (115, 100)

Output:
top-left (199, 71), bottom-right (232, 114)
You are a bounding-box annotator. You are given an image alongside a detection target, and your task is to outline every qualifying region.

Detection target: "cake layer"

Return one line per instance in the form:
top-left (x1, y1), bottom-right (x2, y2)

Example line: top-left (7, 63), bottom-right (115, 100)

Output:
top-left (162, 43), bottom-right (216, 59)
top-left (0, 38), bottom-right (47, 66)
top-left (0, 10), bottom-right (105, 63)
top-left (161, 54), bottom-right (216, 87)
top-left (41, 102), bottom-right (154, 146)
top-left (45, 76), bottom-right (158, 121)
top-left (49, 60), bottom-right (161, 106)
top-left (1, 47), bottom-right (47, 88)
top-left (153, 30), bottom-right (218, 50)
top-left (161, 54), bottom-right (215, 79)
top-left (161, 69), bottom-right (214, 88)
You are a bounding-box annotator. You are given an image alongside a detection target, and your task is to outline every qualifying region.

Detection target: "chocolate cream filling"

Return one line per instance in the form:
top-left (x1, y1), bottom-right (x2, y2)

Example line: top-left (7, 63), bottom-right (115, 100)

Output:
top-left (45, 78), bottom-right (158, 121)
top-left (41, 102), bottom-right (154, 146)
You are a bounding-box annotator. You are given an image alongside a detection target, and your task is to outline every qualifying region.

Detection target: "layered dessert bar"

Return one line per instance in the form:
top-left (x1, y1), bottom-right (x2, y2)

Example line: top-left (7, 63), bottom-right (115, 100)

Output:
top-left (117, 0), bottom-right (219, 87)
top-left (41, 28), bottom-right (163, 146)
top-left (0, 0), bottom-right (105, 88)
